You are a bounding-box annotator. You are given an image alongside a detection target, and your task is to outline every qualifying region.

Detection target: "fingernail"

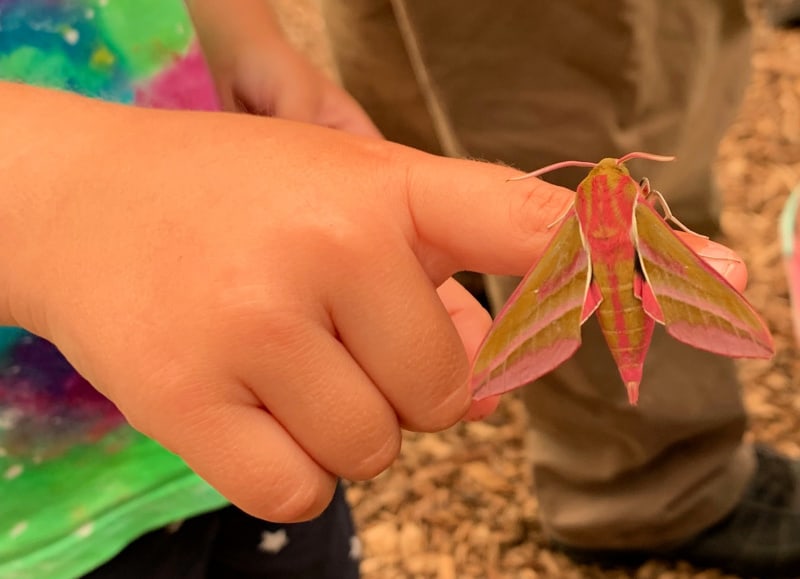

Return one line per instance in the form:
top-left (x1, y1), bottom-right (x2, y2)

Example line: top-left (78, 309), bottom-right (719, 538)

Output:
top-left (697, 243), bottom-right (727, 260)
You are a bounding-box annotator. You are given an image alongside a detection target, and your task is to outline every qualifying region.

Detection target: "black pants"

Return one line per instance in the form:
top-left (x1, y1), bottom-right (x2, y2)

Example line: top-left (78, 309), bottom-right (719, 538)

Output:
top-left (84, 484), bottom-right (360, 579)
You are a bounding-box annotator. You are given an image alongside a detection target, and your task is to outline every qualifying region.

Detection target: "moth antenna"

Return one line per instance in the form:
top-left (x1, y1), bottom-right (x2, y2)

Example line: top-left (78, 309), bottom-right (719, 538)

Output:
top-left (508, 160), bottom-right (597, 181)
top-left (616, 151), bottom-right (676, 165)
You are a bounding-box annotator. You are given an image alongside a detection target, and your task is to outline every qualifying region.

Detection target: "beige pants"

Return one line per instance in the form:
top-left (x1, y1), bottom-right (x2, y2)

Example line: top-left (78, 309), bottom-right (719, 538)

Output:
top-left (320, 0), bottom-right (755, 549)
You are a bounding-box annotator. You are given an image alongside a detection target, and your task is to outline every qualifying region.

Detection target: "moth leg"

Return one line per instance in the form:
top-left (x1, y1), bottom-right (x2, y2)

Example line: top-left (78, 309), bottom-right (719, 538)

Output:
top-left (640, 180), bottom-right (709, 239)
top-left (639, 177), bottom-right (652, 197)
top-left (547, 204), bottom-right (574, 229)
top-left (634, 272), bottom-right (665, 324)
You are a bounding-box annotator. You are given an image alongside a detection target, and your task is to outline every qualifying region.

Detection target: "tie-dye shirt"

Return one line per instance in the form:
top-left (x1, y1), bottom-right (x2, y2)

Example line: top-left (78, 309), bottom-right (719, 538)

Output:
top-left (0, 2), bottom-right (230, 577)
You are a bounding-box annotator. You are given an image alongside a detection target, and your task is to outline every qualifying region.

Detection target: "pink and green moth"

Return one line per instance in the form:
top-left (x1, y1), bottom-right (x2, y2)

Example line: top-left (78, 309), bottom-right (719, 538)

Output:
top-left (470, 152), bottom-right (774, 405)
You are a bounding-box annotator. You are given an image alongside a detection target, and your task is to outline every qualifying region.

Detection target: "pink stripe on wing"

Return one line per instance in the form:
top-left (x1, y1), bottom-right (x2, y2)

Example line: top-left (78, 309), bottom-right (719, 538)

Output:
top-left (472, 337), bottom-right (581, 399)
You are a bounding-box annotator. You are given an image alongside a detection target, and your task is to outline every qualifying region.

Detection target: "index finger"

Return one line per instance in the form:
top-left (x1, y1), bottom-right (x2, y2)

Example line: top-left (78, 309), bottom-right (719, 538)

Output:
top-left (402, 154), bottom-right (574, 282)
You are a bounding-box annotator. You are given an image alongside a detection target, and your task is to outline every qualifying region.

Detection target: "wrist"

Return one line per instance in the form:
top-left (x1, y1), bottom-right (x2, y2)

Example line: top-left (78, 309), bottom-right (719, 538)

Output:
top-left (0, 83), bottom-right (132, 332)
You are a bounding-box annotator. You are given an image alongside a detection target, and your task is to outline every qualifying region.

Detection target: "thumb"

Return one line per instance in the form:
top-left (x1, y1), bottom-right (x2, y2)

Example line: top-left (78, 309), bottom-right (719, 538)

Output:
top-left (677, 232), bottom-right (749, 291)
top-left (401, 154), bottom-right (574, 282)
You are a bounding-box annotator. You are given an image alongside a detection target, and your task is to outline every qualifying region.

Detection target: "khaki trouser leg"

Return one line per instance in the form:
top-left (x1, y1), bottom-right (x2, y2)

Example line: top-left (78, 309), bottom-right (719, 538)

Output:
top-left (321, 0), bottom-right (756, 549)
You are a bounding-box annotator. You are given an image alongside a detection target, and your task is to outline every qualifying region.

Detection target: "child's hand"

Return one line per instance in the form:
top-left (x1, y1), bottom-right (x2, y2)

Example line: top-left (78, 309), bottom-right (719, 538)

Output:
top-left (220, 38), bottom-right (381, 138)
top-left (187, 0), bottom-right (381, 137)
top-left (2, 85), bottom-right (570, 523)
top-left (1, 86), bottom-right (754, 525)
top-left (680, 233), bottom-right (749, 291)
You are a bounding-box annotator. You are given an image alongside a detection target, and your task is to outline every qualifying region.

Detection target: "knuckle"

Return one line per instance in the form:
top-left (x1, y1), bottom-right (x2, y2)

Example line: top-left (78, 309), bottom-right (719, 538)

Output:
top-left (259, 477), bottom-right (336, 523)
top-left (403, 364), bottom-right (471, 433)
top-left (409, 383), bottom-right (471, 433)
top-left (345, 428), bottom-right (401, 481)
top-left (298, 213), bottom-right (377, 262)
top-left (252, 308), bottom-right (311, 347)
top-left (409, 342), bottom-right (471, 432)
top-left (217, 301), bottom-right (316, 364)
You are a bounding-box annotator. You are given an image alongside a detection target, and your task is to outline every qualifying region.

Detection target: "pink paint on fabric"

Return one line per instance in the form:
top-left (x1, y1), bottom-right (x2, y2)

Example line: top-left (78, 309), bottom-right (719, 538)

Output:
top-left (134, 43), bottom-right (220, 111)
